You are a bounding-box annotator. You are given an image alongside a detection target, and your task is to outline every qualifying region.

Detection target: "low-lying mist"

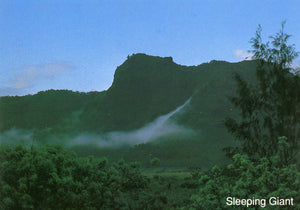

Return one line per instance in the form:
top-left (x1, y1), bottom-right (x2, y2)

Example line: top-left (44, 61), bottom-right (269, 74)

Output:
top-left (0, 98), bottom-right (196, 148)
top-left (70, 97), bottom-right (194, 147)
top-left (0, 128), bottom-right (33, 145)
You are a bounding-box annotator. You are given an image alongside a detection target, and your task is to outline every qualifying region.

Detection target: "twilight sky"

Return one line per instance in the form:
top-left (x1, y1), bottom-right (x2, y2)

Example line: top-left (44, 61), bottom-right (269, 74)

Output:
top-left (0, 0), bottom-right (299, 96)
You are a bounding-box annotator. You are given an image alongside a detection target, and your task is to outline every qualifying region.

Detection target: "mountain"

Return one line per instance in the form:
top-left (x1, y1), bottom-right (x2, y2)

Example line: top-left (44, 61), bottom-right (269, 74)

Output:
top-left (0, 54), bottom-right (258, 168)
top-left (80, 54), bottom-right (197, 132)
top-left (80, 54), bottom-right (257, 132)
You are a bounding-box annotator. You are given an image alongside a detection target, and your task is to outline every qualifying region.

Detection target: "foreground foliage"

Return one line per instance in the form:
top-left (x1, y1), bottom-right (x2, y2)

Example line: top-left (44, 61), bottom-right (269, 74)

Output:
top-left (190, 154), bottom-right (300, 209)
top-left (0, 144), bottom-right (200, 209)
top-left (0, 145), bottom-right (149, 209)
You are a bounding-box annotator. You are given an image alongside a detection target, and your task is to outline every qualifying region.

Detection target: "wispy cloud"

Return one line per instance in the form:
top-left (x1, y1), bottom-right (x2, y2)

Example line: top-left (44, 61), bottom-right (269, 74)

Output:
top-left (0, 62), bottom-right (75, 96)
top-left (70, 98), bottom-right (194, 147)
top-left (291, 59), bottom-right (300, 75)
top-left (291, 59), bottom-right (300, 68)
top-left (10, 62), bottom-right (75, 89)
top-left (233, 49), bottom-right (253, 61)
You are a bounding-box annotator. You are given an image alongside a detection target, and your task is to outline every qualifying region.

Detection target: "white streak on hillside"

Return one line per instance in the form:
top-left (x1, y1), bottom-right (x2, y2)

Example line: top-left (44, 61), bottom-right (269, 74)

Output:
top-left (71, 98), bottom-right (193, 147)
top-left (0, 98), bottom-right (194, 148)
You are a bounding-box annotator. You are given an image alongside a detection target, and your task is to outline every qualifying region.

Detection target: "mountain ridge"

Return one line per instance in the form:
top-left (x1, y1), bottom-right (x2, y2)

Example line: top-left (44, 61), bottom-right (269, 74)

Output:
top-left (0, 54), bottom-right (257, 133)
top-left (0, 54), bottom-right (260, 167)
top-left (80, 53), bottom-right (257, 132)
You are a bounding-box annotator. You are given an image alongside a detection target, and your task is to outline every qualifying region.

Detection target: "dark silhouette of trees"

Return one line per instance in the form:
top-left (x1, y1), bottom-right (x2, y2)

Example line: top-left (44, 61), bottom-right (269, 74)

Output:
top-left (190, 23), bottom-right (300, 209)
top-left (225, 22), bottom-right (299, 164)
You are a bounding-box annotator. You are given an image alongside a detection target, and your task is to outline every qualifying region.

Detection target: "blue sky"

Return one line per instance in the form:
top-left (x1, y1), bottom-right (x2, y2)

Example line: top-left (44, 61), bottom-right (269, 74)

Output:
top-left (1, 0), bottom-right (299, 96)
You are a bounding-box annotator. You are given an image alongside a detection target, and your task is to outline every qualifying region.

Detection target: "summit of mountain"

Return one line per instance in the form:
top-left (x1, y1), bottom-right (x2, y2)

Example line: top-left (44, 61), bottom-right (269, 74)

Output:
top-left (80, 53), bottom-right (257, 132)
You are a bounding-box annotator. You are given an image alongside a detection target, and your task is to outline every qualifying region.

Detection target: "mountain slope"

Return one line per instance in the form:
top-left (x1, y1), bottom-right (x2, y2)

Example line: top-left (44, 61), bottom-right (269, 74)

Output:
top-left (0, 54), bottom-right (258, 134)
top-left (0, 54), bottom-right (255, 144)
top-left (0, 90), bottom-right (103, 132)
top-left (80, 54), bottom-right (257, 133)
top-left (80, 54), bottom-right (198, 132)
top-left (0, 54), bottom-right (259, 167)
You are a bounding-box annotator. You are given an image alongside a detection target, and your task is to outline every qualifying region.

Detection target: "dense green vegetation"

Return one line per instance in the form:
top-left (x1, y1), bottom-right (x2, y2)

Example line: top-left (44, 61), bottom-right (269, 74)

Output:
top-left (80, 54), bottom-right (196, 132)
top-left (0, 90), bottom-right (103, 133)
top-left (190, 154), bottom-right (300, 209)
top-left (0, 144), bottom-right (200, 209)
top-left (190, 22), bottom-right (300, 209)
top-left (0, 23), bottom-right (299, 209)
top-left (0, 54), bottom-right (257, 135)
top-left (0, 53), bottom-right (258, 168)
top-left (71, 135), bottom-right (230, 169)
top-left (225, 24), bottom-right (299, 163)
top-left (80, 55), bottom-right (258, 133)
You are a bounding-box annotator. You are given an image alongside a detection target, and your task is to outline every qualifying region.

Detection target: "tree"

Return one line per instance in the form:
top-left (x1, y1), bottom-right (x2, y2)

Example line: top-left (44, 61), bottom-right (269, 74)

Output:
top-left (0, 144), bottom-right (149, 209)
top-left (190, 154), bottom-right (300, 209)
top-left (225, 22), bottom-right (299, 164)
top-left (150, 157), bottom-right (160, 167)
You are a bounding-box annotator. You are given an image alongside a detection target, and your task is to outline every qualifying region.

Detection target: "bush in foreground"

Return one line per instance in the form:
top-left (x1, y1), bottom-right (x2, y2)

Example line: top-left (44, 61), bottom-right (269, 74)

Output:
top-left (0, 144), bottom-right (148, 209)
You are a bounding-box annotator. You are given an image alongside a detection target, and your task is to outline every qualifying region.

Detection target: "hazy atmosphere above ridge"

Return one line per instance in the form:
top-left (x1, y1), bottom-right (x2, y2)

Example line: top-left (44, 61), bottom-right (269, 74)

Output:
top-left (0, 0), bottom-right (299, 96)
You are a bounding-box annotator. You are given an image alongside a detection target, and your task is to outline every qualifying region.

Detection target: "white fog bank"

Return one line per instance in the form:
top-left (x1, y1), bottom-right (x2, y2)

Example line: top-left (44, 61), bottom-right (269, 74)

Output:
top-left (70, 98), bottom-right (194, 147)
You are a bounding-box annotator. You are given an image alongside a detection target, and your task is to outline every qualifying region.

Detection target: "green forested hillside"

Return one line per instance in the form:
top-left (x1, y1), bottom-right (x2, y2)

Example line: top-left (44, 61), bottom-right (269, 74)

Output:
top-left (80, 54), bottom-right (258, 132)
top-left (0, 54), bottom-right (259, 167)
top-left (0, 90), bottom-right (103, 132)
top-left (0, 54), bottom-right (258, 134)
top-left (2, 24), bottom-right (298, 210)
top-left (80, 54), bottom-right (197, 132)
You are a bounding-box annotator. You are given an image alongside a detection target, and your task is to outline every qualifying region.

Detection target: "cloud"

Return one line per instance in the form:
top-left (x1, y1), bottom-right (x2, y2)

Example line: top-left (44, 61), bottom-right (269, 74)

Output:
top-left (11, 62), bottom-right (75, 89)
top-left (68, 98), bottom-right (194, 147)
top-left (0, 87), bottom-right (24, 97)
top-left (0, 128), bottom-right (33, 145)
top-left (291, 59), bottom-right (300, 68)
top-left (0, 98), bottom-right (195, 148)
top-left (234, 49), bottom-right (253, 61)
top-left (69, 119), bottom-right (195, 148)
top-left (290, 59), bottom-right (300, 75)
top-left (0, 62), bottom-right (75, 96)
